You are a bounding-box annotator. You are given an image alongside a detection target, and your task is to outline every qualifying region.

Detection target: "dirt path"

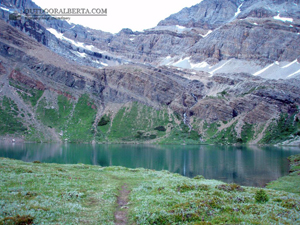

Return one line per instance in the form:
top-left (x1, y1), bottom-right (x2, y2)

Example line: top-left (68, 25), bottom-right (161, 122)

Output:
top-left (115, 184), bottom-right (130, 225)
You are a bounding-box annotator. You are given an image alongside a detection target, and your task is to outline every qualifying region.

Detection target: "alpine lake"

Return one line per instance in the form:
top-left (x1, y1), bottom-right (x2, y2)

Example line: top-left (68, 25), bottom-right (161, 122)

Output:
top-left (1, 142), bottom-right (300, 187)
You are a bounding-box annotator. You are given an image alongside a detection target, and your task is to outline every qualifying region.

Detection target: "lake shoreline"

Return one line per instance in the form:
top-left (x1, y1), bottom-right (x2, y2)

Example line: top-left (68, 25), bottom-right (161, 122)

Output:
top-left (266, 154), bottom-right (300, 194)
top-left (1, 136), bottom-right (300, 147)
top-left (1, 142), bottom-right (300, 187)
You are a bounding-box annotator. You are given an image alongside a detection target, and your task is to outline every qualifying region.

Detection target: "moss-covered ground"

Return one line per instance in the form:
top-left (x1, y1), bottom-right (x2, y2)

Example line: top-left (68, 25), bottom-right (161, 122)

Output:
top-left (9, 80), bottom-right (44, 108)
top-left (0, 97), bottom-right (27, 135)
top-left (1, 158), bottom-right (300, 224)
top-left (36, 94), bottom-right (97, 143)
top-left (107, 102), bottom-right (170, 142)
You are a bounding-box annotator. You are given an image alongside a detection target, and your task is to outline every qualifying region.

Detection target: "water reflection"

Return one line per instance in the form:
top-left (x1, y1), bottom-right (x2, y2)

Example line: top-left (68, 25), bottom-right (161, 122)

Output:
top-left (0, 143), bottom-right (299, 187)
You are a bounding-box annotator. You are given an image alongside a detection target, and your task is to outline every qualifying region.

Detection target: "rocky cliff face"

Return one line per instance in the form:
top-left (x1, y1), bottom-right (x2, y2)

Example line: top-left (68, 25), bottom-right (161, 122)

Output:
top-left (158, 0), bottom-right (244, 29)
top-left (156, 0), bottom-right (300, 79)
top-left (188, 19), bottom-right (300, 63)
top-left (1, 0), bottom-right (300, 79)
top-left (0, 0), bottom-right (300, 144)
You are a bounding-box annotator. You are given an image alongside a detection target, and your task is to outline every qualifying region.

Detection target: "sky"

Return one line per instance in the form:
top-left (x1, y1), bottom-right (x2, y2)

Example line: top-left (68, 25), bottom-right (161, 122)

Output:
top-left (32, 0), bottom-right (201, 33)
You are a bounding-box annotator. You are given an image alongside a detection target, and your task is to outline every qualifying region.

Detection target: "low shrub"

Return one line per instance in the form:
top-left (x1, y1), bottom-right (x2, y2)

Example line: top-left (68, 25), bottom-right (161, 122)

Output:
top-left (216, 183), bottom-right (244, 192)
top-left (193, 175), bottom-right (205, 179)
top-left (98, 115), bottom-right (110, 126)
top-left (255, 189), bottom-right (269, 203)
top-left (1, 214), bottom-right (34, 224)
top-left (154, 126), bottom-right (166, 132)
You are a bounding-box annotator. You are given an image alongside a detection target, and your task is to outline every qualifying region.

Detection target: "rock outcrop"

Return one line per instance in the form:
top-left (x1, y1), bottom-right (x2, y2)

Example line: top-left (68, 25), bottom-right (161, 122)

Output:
top-left (158, 0), bottom-right (244, 29)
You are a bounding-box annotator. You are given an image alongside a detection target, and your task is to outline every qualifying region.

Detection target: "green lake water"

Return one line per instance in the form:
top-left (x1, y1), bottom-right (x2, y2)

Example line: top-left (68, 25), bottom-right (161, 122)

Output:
top-left (0, 143), bottom-right (299, 187)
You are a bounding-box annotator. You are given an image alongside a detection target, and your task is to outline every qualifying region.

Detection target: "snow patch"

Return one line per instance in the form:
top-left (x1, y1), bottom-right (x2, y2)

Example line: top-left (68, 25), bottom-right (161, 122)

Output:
top-left (148, 25), bottom-right (192, 34)
top-left (84, 45), bottom-right (94, 51)
top-left (200, 30), bottom-right (212, 38)
top-left (191, 61), bottom-right (209, 69)
top-left (129, 38), bottom-right (135, 41)
top-left (47, 28), bottom-right (63, 39)
top-left (160, 55), bottom-right (174, 65)
top-left (74, 52), bottom-right (86, 58)
top-left (65, 37), bottom-right (85, 48)
top-left (164, 57), bottom-right (300, 80)
top-left (253, 63), bottom-right (274, 76)
top-left (47, 28), bottom-right (96, 51)
top-left (281, 59), bottom-right (298, 68)
top-left (287, 69), bottom-right (300, 78)
top-left (173, 57), bottom-right (191, 68)
top-left (209, 60), bottom-right (232, 76)
top-left (0, 6), bottom-right (10, 12)
top-left (234, 3), bottom-right (243, 18)
top-left (273, 14), bottom-right (293, 23)
top-left (176, 25), bottom-right (186, 32)
top-left (100, 62), bottom-right (108, 67)
top-left (92, 60), bottom-right (100, 64)
top-left (161, 55), bottom-right (211, 71)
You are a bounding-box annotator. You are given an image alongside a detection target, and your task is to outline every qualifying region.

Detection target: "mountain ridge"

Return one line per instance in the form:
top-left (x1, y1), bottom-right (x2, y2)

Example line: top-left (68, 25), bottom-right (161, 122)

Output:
top-left (0, 0), bottom-right (300, 145)
top-left (1, 0), bottom-right (300, 79)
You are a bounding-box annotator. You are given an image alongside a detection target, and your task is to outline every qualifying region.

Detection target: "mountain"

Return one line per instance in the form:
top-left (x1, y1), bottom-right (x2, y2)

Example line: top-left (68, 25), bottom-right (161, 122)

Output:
top-left (0, 0), bottom-right (299, 145)
top-left (1, 0), bottom-right (300, 77)
top-left (158, 0), bottom-right (300, 79)
top-left (158, 0), bottom-right (244, 29)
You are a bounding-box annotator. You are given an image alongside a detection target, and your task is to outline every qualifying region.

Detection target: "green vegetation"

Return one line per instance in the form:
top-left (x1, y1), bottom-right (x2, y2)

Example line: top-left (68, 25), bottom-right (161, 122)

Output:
top-left (35, 94), bottom-right (97, 142)
top-left (267, 154), bottom-right (300, 194)
top-left (159, 122), bottom-right (201, 144)
top-left (217, 89), bottom-right (229, 100)
top-left (240, 86), bottom-right (266, 97)
top-left (154, 126), bottom-right (166, 132)
top-left (63, 95), bottom-right (97, 142)
top-left (289, 154), bottom-right (300, 173)
top-left (241, 123), bottom-right (255, 143)
top-left (214, 122), bottom-right (238, 144)
top-left (23, 126), bottom-right (45, 142)
top-left (107, 102), bottom-right (170, 142)
top-left (10, 80), bottom-right (44, 107)
top-left (199, 113), bottom-right (299, 145)
top-left (260, 113), bottom-right (300, 144)
top-left (204, 121), bottom-right (219, 139)
top-left (98, 115), bottom-right (110, 126)
top-left (216, 183), bottom-right (244, 192)
top-left (96, 114), bottom-right (111, 142)
top-left (0, 96), bottom-right (27, 134)
top-left (36, 95), bottom-right (73, 129)
top-left (219, 90), bottom-right (228, 97)
top-left (2, 83), bottom-right (299, 145)
top-left (0, 158), bottom-right (119, 224)
top-left (204, 121), bottom-right (241, 144)
top-left (255, 190), bottom-right (269, 203)
top-left (1, 214), bottom-right (34, 224)
top-left (1, 158), bottom-right (300, 224)
top-left (0, 92), bottom-right (203, 143)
